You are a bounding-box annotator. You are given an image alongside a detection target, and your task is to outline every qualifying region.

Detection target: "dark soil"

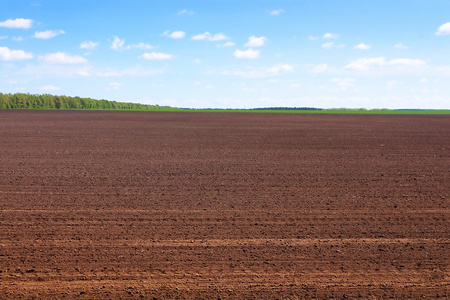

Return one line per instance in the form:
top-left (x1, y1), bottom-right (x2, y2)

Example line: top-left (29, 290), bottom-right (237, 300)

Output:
top-left (0, 110), bottom-right (448, 299)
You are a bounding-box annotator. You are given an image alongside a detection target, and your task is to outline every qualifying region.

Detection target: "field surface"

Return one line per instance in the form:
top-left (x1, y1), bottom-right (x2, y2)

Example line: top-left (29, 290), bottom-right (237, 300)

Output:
top-left (0, 110), bottom-right (449, 299)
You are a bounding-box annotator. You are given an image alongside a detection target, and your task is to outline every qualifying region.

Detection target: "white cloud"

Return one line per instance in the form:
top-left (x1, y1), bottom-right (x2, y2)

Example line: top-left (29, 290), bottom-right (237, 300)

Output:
top-left (419, 78), bottom-right (428, 83)
top-left (33, 30), bottom-right (65, 39)
top-left (0, 46), bottom-right (33, 61)
top-left (290, 83), bottom-right (301, 88)
top-left (267, 64), bottom-right (294, 75)
top-left (165, 30), bottom-right (186, 39)
top-left (310, 63), bottom-right (330, 73)
top-left (110, 36), bottom-right (153, 50)
top-left (323, 33), bottom-right (340, 39)
top-left (0, 18), bottom-right (33, 29)
top-left (125, 42), bottom-right (154, 50)
top-left (308, 36), bottom-right (320, 41)
top-left (192, 32), bottom-right (229, 41)
top-left (39, 85), bottom-right (59, 91)
top-left (0, 35), bottom-right (7, 40)
top-left (139, 52), bottom-right (173, 60)
top-left (245, 36), bottom-right (267, 47)
top-left (218, 41), bottom-right (235, 47)
top-left (193, 58), bottom-right (201, 64)
top-left (345, 57), bottom-right (426, 71)
top-left (80, 41), bottom-right (99, 50)
top-left (109, 82), bottom-right (122, 90)
top-left (322, 42), bottom-right (334, 49)
top-left (178, 9), bottom-right (194, 15)
top-left (436, 22), bottom-right (450, 35)
top-left (111, 36), bottom-right (125, 50)
top-left (220, 64), bottom-right (294, 78)
top-left (354, 43), bottom-right (370, 50)
top-left (12, 36), bottom-right (24, 42)
top-left (39, 52), bottom-right (88, 64)
top-left (331, 78), bottom-right (356, 91)
top-left (270, 9), bottom-right (285, 16)
top-left (394, 43), bottom-right (407, 49)
top-left (233, 48), bottom-right (260, 59)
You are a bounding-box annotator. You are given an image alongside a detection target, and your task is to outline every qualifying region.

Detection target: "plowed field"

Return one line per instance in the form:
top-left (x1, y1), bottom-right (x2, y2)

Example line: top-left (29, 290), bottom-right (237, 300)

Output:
top-left (0, 110), bottom-right (449, 299)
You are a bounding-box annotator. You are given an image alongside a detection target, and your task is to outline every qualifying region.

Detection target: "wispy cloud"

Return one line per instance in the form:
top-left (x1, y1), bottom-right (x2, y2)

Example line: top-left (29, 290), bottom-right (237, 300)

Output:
top-left (323, 33), bottom-right (340, 39)
top-left (192, 32), bottom-right (229, 41)
top-left (394, 43), bottom-right (407, 49)
top-left (218, 41), bottom-right (235, 48)
top-left (33, 30), bottom-right (65, 39)
top-left (354, 43), bottom-right (370, 50)
top-left (0, 18), bottom-right (33, 29)
top-left (39, 52), bottom-right (87, 64)
top-left (80, 41), bottom-right (99, 50)
top-left (139, 52), bottom-right (173, 60)
top-left (309, 63), bottom-right (330, 74)
top-left (178, 9), bottom-right (194, 15)
top-left (233, 48), bottom-right (260, 59)
top-left (322, 42), bottom-right (345, 49)
top-left (244, 36), bottom-right (267, 47)
top-left (345, 57), bottom-right (426, 71)
top-left (269, 9), bottom-right (285, 16)
top-left (331, 78), bottom-right (356, 91)
top-left (0, 46), bottom-right (33, 61)
top-left (109, 82), bottom-right (122, 90)
top-left (267, 64), bottom-right (294, 75)
top-left (39, 85), bottom-right (60, 91)
top-left (110, 36), bottom-right (154, 50)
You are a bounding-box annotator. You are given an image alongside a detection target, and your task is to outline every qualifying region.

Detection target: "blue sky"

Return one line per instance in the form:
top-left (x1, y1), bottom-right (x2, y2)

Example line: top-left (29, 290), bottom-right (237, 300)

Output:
top-left (1, 0), bottom-right (449, 109)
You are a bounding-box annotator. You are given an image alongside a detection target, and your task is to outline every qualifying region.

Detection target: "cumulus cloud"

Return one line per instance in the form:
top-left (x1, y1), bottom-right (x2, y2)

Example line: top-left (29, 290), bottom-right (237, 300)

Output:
top-left (323, 33), bottom-right (340, 39)
top-left (139, 52), bottom-right (173, 60)
top-left (110, 36), bottom-right (125, 50)
top-left (39, 52), bottom-right (88, 64)
top-left (80, 41), bottom-right (99, 50)
top-left (0, 35), bottom-right (7, 40)
top-left (269, 9), bottom-right (285, 16)
top-left (0, 18), bottom-right (33, 29)
top-left (233, 48), bottom-right (260, 59)
top-left (244, 36), bottom-right (267, 47)
top-left (33, 30), bottom-right (65, 39)
top-left (436, 22), bottom-right (450, 35)
top-left (354, 43), bottom-right (370, 50)
top-left (0, 46), bottom-right (33, 61)
top-left (164, 30), bottom-right (186, 39)
top-left (345, 57), bottom-right (426, 71)
top-left (192, 32), bottom-right (229, 41)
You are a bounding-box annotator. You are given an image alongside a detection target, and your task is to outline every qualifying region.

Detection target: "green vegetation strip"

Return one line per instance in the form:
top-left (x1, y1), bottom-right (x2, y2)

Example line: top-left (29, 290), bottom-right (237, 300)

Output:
top-left (1, 93), bottom-right (448, 114)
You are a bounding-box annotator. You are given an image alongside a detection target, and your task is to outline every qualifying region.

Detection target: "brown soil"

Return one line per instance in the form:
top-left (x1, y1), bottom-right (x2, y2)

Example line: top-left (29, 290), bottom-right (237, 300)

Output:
top-left (0, 110), bottom-right (448, 299)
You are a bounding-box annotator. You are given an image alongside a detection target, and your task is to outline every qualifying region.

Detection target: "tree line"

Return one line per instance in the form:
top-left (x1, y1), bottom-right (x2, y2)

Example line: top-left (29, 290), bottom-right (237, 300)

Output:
top-left (0, 93), bottom-right (166, 110)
